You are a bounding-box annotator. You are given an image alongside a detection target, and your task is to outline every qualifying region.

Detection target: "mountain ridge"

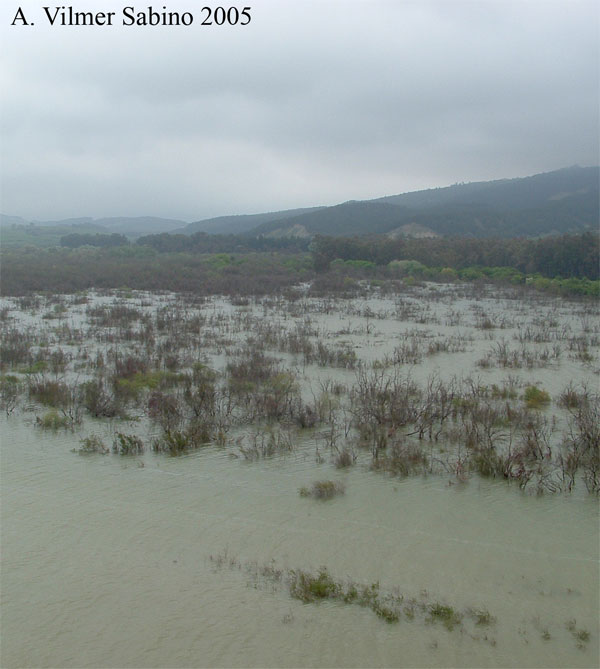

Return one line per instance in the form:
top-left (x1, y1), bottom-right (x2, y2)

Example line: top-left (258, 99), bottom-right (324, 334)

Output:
top-left (2, 166), bottom-right (598, 240)
top-left (248, 166), bottom-right (599, 239)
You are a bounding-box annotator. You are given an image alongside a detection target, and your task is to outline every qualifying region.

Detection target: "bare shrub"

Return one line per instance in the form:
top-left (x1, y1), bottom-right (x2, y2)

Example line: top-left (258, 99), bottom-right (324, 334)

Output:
top-left (0, 327), bottom-right (34, 368)
top-left (239, 427), bottom-right (295, 460)
top-left (80, 380), bottom-right (117, 417)
top-left (334, 447), bottom-right (356, 468)
top-left (561, 392), bottom-right (600, 493)
top-left (148, 390), bottom-right (183, 434)
top-left (370, 440), bottom-right (428, 476)
top-left (0, 375), bottom-right (20, 415)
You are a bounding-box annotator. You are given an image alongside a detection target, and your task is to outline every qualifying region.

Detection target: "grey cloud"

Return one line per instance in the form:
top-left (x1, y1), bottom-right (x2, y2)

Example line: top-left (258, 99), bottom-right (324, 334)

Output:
top-left (1, 0), bottom-right (597, 220)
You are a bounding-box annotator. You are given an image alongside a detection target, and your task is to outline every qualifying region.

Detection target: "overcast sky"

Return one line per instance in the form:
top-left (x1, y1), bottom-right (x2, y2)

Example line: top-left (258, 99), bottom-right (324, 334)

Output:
top-left (1, 0), bottom-right (598, 222)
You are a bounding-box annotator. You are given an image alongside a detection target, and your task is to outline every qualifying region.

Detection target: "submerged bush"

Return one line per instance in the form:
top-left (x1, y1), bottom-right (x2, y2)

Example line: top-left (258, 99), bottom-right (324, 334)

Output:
top-left (211, 555), bottom-right (497, 634)
top-left (29, 379), bottom-right (71, 407)
top-left (239, 427), bottom-right (295, 460)
top-left (81, 380), bottom-right (117, 417)
top-left (427, 603), bottom-right (463, 630)
top-left (523, 386), bottom-right (551, 409)
top-left (0, 328), bottom-right (33, 368)
top-left (36, 410), bottom-right (71, 430)
top-left (152, 422), bottom-right (213, 455)
top-left (299, 480), bottom-right (346, 500)
top-left (370, 441), bottom-right (428, 476)
top-left (566, 619), bottom-right (591, 648)
top-left (76, 435), bottom-right (109, 455)
top-left (288, 567), bottom-right (340, 602)
top-left (112, 432), bottom-right (145, 455)
top-left (0, 374), bottom-right (20, 415)
top-left (469, 608), bottom-right (496, 626)
top-left (334, 448), bottom-right (356, 468)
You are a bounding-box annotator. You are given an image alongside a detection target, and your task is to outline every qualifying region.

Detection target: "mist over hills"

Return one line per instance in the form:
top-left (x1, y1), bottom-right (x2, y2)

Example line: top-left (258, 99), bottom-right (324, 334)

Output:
top-left (2, 166), bottom-right (598, 242)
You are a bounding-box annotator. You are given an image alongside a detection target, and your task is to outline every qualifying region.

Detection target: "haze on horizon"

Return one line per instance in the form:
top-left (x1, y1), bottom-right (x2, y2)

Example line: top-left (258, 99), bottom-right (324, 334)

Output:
top-left (1, 0), bottom-right (598, 223)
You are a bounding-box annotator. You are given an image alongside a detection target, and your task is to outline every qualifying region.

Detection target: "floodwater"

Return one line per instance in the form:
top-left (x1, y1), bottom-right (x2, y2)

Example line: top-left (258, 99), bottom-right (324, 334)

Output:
top-left (1, 285), bottom-right (599, 668)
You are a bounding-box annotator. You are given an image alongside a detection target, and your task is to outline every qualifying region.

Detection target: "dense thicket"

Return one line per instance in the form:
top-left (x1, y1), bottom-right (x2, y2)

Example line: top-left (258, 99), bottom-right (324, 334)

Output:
top-left (0, 247), bottom-right (311, 296)
top-left (136, 231), bottom-right (310, 254)
top-left (311, 232), bottom-right (599, 280)
top-left (1, 232), bottom-right (597, 296)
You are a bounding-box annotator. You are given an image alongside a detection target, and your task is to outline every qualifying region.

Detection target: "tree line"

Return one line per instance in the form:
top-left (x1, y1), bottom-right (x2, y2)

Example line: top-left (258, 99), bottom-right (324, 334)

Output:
top-left (310, 232), bottom-right (599, 280)
top-left (136, 231), bottom-right (310, 254)
top-left (5, 230), bottom-right (596, 297)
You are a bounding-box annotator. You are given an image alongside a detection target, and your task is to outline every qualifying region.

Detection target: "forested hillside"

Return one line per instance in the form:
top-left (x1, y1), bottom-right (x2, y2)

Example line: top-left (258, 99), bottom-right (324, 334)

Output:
top-left (181, 207), bottom-right (325, 235)
top-left (252, 167), bottom-right (598, 239)
top-left (373, 165), bottom-right (599, 210)
top-left (3, 166), bottom-right (597, 241)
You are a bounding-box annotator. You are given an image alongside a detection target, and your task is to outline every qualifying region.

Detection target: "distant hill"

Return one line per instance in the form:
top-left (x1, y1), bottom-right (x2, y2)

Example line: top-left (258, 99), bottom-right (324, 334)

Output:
top-left (0, 215), bottom-right (30, 227)
top-left (251, 166), bottom-right (599, 239)
top-left (180, 206), bottom-right (326, 235)
top-left (251, 202), bottom-right (412, 238)
top-left (3, 166), bottom-right (598, 245)
top-left (373, 165), bottom-right (599, 211)
top-left (0, 221), bottom-right (108, 248)
top-left (0, 215), bottom-right (186, 239)
top-left (93, 217), bottom-right (187, 236)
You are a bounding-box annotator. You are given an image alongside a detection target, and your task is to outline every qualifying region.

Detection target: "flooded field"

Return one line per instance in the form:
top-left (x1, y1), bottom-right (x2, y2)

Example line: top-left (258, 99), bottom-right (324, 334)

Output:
top-left (1, 282), bottom-right (599, 668)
